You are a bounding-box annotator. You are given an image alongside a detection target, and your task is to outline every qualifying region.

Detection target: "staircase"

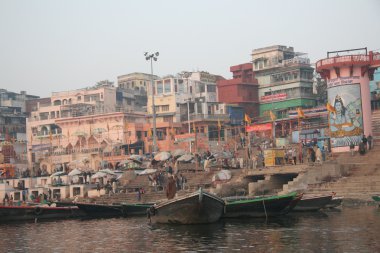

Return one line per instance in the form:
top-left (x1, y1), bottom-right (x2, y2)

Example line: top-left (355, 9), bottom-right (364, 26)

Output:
top-left (306, 146), bottom-right (380, 201)
top-left (372, 109), bottom-right (380, 146)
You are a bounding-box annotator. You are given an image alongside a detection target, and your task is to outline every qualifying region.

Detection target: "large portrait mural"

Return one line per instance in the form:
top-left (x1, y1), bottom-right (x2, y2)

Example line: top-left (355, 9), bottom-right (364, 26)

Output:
top-left (328, 77), bottom-right (363, 147)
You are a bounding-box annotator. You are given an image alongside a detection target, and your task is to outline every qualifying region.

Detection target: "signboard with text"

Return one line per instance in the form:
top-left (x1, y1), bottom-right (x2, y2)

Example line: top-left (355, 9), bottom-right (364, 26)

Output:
top-left (261, 93), bottom-right (287, 102)
top-left (246, 123), bottom-right (272, 132)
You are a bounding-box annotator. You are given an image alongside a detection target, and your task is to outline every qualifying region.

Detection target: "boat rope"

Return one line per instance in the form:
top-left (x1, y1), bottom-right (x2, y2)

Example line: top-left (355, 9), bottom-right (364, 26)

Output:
top-left (262, 199), bottom-right (268, 221)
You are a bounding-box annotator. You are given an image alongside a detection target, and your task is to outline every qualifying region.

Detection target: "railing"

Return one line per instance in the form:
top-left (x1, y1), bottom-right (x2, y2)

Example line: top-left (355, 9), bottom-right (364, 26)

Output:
top-left (316, 54), bottom-right (371, 69)
top-left (188, 114), bottom-right (230, 121)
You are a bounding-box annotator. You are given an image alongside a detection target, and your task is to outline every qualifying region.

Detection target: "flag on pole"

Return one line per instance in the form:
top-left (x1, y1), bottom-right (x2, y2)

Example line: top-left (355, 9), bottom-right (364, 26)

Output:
top-left (297, 107), bottom-right (305, 118)
top-left (193, 122), bottom-right (196, 133)
top-left (49, 130), bottom-right (53, 142)
top-left (244, 114), bottom-right (252, 125)
top-left (269, 111), bottom-right (276, 121)
top-left (217, 119), bottom-right (222, 129)
top-left (326, 102), bottom-right (336, 113)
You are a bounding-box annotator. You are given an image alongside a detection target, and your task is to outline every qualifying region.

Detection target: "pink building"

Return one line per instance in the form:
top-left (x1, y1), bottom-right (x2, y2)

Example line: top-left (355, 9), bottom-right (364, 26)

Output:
top-left (316, 48), bottom-right (380, 152)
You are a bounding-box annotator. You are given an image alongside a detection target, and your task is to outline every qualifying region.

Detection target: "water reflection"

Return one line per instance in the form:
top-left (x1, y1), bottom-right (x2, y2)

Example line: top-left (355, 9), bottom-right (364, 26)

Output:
top-left (0, 207), bottom-right (379, 252)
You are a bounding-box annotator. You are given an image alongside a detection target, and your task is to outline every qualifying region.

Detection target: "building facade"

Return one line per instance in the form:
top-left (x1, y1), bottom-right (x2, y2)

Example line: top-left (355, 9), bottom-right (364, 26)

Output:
top-left (252, 45), bottom-right (316, 120)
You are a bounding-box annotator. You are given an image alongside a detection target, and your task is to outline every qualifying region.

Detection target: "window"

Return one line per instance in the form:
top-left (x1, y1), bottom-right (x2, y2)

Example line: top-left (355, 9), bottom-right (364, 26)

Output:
top-left (161, 105), bottom-right (169, 112)
top-left (157, 82), bottom-right (163, 94)
top-left (207, 85), bottom-right (216, 92)
top-left (155, 106), bottom-right (160, 112)
top-left (77, 96), bottom-right (81, 101)
top-left (164, 80), bottom-right (171, 93)
top-left (163, 116), bottom-right (173, 122)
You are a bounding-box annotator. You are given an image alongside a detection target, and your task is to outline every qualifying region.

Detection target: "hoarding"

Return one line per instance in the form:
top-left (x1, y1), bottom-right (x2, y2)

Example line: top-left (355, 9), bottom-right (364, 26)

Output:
top-left (327, 77), bottom-right (363, 147)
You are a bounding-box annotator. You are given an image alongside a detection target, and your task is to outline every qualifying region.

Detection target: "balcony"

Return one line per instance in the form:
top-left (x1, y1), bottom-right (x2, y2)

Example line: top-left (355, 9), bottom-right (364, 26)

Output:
top-left (186, 113), bottom-right (230, 122)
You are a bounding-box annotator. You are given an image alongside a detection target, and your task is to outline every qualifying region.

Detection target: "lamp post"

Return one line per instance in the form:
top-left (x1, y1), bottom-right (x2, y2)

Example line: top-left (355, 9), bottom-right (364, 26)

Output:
top-left (186, 98), bottom-right (192, 152)
top-left (270, 88), bottom-right (276, 147)
top-left (145, 52), bottom-right (159, 153)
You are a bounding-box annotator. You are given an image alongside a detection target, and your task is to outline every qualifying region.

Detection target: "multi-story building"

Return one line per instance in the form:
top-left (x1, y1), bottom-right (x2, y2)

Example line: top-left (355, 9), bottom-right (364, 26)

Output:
top-left (26, 83), bottom-right (147, 174)
top-left (217, 63), bottom-right (259, 119)
top-left (252, 45), bottom-right (317, 139)
top-left (117, 72), bottom-right (159, 112)
top-left (146, 71), bottom-right (229, 152)
top-left (252, 45), bottom-right (316, 119)
top-left (0, 90), bottom-right (39, 168)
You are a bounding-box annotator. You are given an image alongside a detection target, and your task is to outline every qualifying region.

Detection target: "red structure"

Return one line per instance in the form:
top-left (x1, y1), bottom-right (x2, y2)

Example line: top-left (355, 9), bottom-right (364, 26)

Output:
top-left (217, 63), bottom-right (259, 118)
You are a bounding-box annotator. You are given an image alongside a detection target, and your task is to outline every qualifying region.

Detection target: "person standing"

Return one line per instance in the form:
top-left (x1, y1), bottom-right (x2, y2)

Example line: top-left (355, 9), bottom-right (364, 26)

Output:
top-left (292, 148), bottom-right (297, 165)
top-left (362, 135), bottom-right (368, 151)
top-left (367, 134), bottom-right (373, 150)
top-left (350, 142), bottom-right (355, 156)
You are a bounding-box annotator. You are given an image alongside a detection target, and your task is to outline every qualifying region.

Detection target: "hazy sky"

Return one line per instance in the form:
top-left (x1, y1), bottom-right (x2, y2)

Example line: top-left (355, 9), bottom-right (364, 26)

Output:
top-left (1, 0), bottom-right (379, 98)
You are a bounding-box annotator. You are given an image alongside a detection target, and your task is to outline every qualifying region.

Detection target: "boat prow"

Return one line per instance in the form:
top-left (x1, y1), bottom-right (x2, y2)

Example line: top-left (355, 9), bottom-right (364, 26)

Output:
top-left (147, 188), bottom-right (225, 224)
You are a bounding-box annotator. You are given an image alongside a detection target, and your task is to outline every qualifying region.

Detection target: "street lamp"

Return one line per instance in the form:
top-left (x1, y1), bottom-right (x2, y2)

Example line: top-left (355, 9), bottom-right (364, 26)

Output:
top-left (145, 51), bottom-right (159, 153)
top-left (269, 88), bottom-right (276, 146)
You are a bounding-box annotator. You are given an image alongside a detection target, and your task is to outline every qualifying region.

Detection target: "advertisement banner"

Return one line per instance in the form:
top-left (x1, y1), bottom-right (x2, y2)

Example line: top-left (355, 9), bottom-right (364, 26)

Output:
top-left (246, 123), bottom-right (272, 132)
top-left (261, 93), bottom-right (287, 102)
top-left (328, 82), bottom-right (363, 147)
top-left (174, 133), bottom-right (195, 143)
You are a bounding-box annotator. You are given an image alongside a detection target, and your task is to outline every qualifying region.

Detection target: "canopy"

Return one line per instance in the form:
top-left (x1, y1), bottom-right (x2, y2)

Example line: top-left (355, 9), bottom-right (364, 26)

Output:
top-left (99, 169), bottom-right (117, 175)
top-left (172, 149), bottom-right (186, 158)
top-left (212, 170), bottom-right (232, 182)
top-left (50, 171), bottom-right (65, 178)
top-left (92, 171), bottom-right (107, 179)
top-left (68, 168), bottom-right (83, 176)
top-left (137, 169), bottom-right (157, 175)
top-left (154, 151), bottom-right (171, 161)
top-left (177, 154), bottom-right (194, 162)
top-left (213, 151), bottom-right (233, 159)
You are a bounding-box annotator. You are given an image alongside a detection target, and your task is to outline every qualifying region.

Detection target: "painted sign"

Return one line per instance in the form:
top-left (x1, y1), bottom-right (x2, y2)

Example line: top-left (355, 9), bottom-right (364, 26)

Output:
top-left (328, 82), bottom-right (363, 147)
top-left (174, 133), bottom-right (195, 143)
top-left (327, 76), bottom-right (360, 88)
top-left (261, 93), bottom-right (287, 102)
top-left (246, 123), bottom-right (272, 132)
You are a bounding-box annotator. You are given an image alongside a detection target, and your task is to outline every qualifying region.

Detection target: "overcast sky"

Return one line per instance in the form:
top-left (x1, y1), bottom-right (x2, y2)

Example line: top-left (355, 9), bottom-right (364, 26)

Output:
top-left (1, 0), bottom-right (379, 98)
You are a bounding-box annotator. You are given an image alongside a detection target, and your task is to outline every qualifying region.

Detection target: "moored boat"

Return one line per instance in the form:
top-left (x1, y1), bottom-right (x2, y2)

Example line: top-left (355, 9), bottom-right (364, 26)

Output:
top-left (223, 192), bottom-right (298, 218)
top-left (372, 195), bottom-right (380, 202)
top-left (147, 188), bottom-right (225, 224)
top-left (75, 202), bottom-right (154, 218)
top-left (292, 194), bottom-right (333, 212)
top-left (0, 205), bottom-right (83, 222)
top-left (75, 202), bottom-right (124, 218)
top-left (324, 196), bottom-right (343, 209)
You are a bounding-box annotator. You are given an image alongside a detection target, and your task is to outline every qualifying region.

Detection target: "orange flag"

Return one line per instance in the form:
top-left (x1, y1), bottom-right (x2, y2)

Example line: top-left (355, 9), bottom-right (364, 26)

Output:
top-left (244, 114), bottom-right (251, 125)
top-left (269, 111), bottom-right (276, 121)
top-left (326, 102), bottom-right (336, 113)
top-left (297, 107), bottom-right (305, 118)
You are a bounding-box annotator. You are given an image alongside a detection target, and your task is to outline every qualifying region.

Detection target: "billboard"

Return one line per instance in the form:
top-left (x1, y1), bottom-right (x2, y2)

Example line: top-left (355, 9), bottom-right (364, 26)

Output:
top-left (327, 77), bottom-right (363, 147)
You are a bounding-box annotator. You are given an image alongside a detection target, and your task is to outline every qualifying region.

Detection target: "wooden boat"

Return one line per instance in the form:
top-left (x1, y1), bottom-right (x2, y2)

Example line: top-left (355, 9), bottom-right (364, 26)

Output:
top-left (372, 195), bottom-right (380, 202)
top-left (75, 202), bottom-right (153, 218)
top-left (0, 205), bottom-right (84, 222)
top-left (147, 188), bottom-right (225, 224)
top-left (292, 194), bottom-right (333, 212)
top-left (324, 196), bottom-right (343, 209)
top-left (223, 192), bottom-right (298, 218)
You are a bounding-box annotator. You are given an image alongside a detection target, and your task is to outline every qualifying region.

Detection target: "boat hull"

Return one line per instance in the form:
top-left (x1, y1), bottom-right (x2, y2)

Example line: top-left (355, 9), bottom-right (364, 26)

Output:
top-left (324, 197), bottom-right (343, 209)
top-left (223, 192), bottom-right (297, 218)
top-left (75, 203), bottom-right (124, 218)
top-left (0, 205), bottom-right (83, 222)
top-left (148, 190), bottom-right (225, 224)
top-left (293, 195), bottom-right (333, 211)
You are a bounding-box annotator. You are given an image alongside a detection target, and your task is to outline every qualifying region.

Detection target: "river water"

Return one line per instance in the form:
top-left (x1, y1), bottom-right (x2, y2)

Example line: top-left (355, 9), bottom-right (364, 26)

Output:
top-left (0, 206), bottom-right (379, 253)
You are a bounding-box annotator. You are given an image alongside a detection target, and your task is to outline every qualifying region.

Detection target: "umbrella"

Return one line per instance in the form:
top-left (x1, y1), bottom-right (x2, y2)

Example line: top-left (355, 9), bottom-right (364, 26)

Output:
top-left (172, 149), bottom-right (186, 158)
top-left (213, 151), bottom-right (233, 159)
top-left (99, 169), bottom-right (117, 175)
top-left (137, 169), bottom-right (157, 175)
top-left (177, 154), bottom-right (194, 162)
top-left (92, 171), bottom-right (107, 179)
top-left (50, 171), bottom-right (65, 178)
top-left (68, 168), bottom-right (83, 176)
top-left (154, 151), bottom-right (171, 161)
